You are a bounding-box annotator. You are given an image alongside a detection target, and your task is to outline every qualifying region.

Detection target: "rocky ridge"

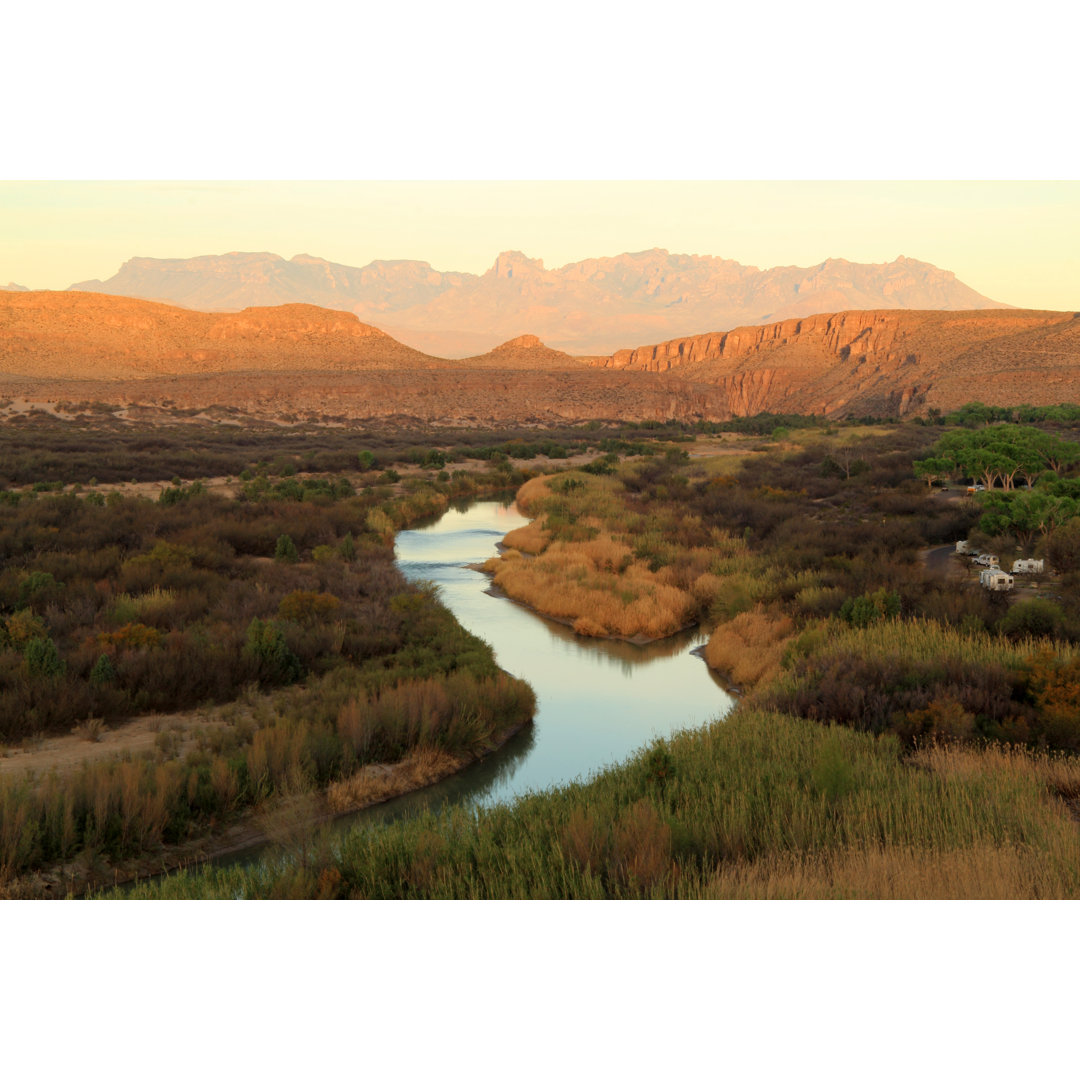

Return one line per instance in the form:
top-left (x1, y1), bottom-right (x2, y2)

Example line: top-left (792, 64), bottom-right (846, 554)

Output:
top-left (66, 248), bottom-right (1008, 357)
top-left (590, 309), bottom-right (1080, 416)
top-left (2, 292), bottom-right (1078, 423)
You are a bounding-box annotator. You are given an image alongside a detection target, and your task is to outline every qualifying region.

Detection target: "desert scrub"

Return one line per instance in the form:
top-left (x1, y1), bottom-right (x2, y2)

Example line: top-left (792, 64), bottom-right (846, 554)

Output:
top-left (766, 617), bottom-right (1080, 749)
top-left (117, 707), bottom-right (1080, 900)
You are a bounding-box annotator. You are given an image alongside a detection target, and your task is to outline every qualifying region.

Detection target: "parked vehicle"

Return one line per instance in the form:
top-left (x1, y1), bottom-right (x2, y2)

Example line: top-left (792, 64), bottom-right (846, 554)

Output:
top-left (980, 568), bottom-right (1014, 591)
top-left (955, 540), bottom-right (972, 554)
top-left (1012, 558), bottom-right (1045, 574)
top-left (973, 553), bottom-right (999, 568)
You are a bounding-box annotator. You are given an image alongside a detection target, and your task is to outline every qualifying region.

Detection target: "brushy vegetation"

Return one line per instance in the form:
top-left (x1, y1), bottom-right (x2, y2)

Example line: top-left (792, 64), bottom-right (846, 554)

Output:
top-left (488, 472), bottom-right (724, 638)
top-left (117, 708), bottom-right (1080, 899)
top-left (0, 423), bottom-right (547, 887)
top-left (10, 406), bottom-right (1080, 899)
top-left (0, 412), bottom-right (697, 487)
top-left (485, 420), bottom-right (1080, 752)
top-left (0, 667), bottom-right (533, 885)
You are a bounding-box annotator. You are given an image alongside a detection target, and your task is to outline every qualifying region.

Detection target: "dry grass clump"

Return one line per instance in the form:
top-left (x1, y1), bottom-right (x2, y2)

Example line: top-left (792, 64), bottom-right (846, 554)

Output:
top-left (72, 716), bottom-right (105, 742)
top-left (326, 747), bottom-right (461, 813)
top-left (703, 843), bottom-right (1078, 900)
top-left (912, 739), bottom-right (1080, 800)
top-left (703, 608), bottom-right (795, 688)
top-left (501, 520), bottom-right (548, 555)
top-left (514, 474), bottom-right (557, 514)
top-left (561, 800), bottom-right (674, 892)
top-left (491, 549), bottom-right (696, 639)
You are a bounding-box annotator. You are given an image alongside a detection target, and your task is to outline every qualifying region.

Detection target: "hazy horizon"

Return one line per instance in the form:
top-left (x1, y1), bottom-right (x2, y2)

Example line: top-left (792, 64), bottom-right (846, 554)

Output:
top-left (3, 181), bottom-right (1078, 312)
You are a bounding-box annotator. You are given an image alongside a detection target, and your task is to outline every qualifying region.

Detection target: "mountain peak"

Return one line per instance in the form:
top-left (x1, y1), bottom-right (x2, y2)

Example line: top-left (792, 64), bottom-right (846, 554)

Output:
top-left (487, 251), bottom-right (545, 279)
top-left (496, 334), bottom-right (546, 349)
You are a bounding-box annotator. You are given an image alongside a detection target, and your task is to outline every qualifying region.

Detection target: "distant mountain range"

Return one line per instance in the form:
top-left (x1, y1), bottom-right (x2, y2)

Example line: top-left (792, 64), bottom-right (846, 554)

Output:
top-left (67, 249), bottom-right (1009, 357)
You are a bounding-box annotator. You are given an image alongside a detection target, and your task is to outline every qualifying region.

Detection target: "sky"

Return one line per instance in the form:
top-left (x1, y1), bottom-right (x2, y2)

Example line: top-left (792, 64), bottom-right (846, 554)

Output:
top-left (3, 4), bottom-right (1078, 313)
top-left (2, 180), bottom-right (1079, 310)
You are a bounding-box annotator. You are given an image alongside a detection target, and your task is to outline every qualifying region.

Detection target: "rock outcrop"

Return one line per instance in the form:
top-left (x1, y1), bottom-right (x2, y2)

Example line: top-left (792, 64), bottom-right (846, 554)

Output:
top-left (591, 309), bottom-right (1080, 417)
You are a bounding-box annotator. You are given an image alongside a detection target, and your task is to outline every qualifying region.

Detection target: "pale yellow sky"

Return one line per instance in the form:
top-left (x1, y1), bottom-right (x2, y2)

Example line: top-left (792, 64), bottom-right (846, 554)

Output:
top-left (2, 181), bottom-right (1077, 311)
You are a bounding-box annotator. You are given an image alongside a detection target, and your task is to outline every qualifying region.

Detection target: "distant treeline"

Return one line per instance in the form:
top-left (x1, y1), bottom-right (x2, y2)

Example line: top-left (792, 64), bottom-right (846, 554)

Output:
top-left (0, 414), bottom-right (686, 487)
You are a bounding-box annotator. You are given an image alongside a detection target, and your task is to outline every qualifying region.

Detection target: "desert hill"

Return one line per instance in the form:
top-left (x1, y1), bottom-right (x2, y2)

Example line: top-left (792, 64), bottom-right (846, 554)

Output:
top-left (68, 248), bottom-right (1007, 357)
top-left (3, 292), bottom-right (1079, 424)
top-left (458, 334), bottom-right (599, 370)
top-left (0, 291), bottom-right (446, 379)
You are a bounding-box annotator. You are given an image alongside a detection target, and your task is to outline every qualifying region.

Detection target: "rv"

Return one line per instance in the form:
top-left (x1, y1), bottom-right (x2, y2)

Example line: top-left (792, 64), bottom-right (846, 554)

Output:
top-left (980, 568), bottom-right (1014, 591)
top-left (1012, 559), bottom-right (1045, 574)
top-left (955, 540), bottom-right (972, 554)
top-left (973, 553), bottom-right (999, 568)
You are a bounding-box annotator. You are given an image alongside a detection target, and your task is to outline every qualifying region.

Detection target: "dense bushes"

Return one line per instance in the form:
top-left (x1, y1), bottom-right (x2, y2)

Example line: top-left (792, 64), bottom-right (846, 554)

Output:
top-left (0, 475), bottom-right (527, 740)
top-left (763, 620), bottom-right (1080, 751)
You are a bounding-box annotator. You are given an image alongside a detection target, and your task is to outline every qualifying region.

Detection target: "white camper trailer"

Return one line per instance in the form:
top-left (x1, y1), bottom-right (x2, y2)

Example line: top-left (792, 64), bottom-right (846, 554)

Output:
top-left (955, 540), bottom-right (972, 554)
top-left (980, 568), bottom-right (1014, 591)
top-left (1012, 558), bottom-right (1045, 574)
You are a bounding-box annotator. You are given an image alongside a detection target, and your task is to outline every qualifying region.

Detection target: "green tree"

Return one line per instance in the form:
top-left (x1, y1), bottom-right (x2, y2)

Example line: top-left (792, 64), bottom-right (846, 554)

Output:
top-left (244, 618), bottom-right (302, 685)
top-left (90, 653), bottom-right (116, 687)
top-left (24, 635), bottom-right (65, 678)
top-left (274, 534), bottom-right (299, 563)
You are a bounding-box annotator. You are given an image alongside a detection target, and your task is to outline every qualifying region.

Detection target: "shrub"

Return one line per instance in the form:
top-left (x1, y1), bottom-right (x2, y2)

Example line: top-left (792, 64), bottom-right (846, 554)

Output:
top-left (244, 618), bottom-right (302, 686)
top-left (998, 599), bottom-right (1066, 640)
top-left (839, 589), bottom-right (900, 628)
top-left (24, 636), bottom-right (65, 678)
top-left (274, 534), bottom-right (299, 563)
top-left (278, 591), bottom-right (341, 624)
top-left (90, 653), bottom-right (116, 687)
top-left (3, 609), bottom-right (48, 649)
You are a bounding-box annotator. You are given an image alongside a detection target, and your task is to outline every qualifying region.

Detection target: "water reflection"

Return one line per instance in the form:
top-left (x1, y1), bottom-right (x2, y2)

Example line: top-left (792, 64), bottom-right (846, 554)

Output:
top-left (221, 498), bottom-right (735, 870)
top-left (385, 499), bottom-right (734, 809)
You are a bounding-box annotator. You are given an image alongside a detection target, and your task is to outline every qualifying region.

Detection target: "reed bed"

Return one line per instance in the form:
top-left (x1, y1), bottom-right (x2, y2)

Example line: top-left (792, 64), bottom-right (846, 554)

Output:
top-left (490, 544), bottom-right (696, 638)
top-left (0, 664), bottom-right (533, 884)
top-left (119, 708), bottom-right (1080, 900)
top-left (803, 617), bottom-right (1080, 668)
top-left (703, 609), bottom-right (795, 688)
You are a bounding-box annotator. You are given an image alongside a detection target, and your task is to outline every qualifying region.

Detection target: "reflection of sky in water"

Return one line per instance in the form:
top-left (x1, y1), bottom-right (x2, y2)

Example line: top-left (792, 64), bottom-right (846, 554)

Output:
top-left (388, 500), bottom-right (734, 810)
top-left (211, 500), bottom-right (737, 866)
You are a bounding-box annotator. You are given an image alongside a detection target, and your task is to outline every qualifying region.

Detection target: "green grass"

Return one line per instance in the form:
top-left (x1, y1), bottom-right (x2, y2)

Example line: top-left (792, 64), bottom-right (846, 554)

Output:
top-left (116, 706), bottom-right (1080, 899)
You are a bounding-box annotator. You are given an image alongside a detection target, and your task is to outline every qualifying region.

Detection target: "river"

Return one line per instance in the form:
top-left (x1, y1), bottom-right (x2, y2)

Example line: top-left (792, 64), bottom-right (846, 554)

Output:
top-left (343, 498), bottom-right (735, 820)
top-left (199, 497), bottom-right (738, 874)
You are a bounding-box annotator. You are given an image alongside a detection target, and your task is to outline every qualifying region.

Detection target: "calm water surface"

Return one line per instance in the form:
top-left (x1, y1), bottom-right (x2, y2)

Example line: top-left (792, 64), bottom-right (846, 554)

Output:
top-left (360, 499), bottom-right (734, 817)
top-left (209, 498), bottom-right (736, 869)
